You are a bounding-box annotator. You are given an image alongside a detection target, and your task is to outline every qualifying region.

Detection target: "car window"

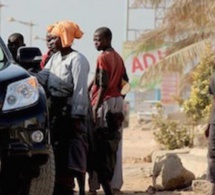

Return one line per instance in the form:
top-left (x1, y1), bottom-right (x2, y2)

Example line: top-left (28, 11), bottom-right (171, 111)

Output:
top-left (0, 46), bottom-right (6, 69)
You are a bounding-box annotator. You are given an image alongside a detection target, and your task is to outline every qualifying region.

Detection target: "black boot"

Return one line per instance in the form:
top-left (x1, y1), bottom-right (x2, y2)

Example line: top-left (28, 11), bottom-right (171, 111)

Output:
top-left (54, 183), bottom-right (74, 195)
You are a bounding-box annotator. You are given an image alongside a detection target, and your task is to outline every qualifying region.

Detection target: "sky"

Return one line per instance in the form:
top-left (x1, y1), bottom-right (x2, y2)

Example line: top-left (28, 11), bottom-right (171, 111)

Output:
top-left (1, 0), bottom-right (155, 80)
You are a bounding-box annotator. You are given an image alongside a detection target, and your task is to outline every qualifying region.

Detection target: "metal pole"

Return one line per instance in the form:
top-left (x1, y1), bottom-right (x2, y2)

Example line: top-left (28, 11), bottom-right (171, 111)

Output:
top-left (30, 23), bottom-right (33, 46)
top-left (126, 0), bottom-right (129, 41)
top-left (0, 1), bottom-right (2, 34)
top-left (0, 1), bottom-right (6, 35)
top-left (7, 17), bottom-right (36, 46)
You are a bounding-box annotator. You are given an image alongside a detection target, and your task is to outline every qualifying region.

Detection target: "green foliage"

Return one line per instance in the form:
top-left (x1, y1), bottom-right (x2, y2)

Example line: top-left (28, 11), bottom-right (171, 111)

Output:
top-left (152, 104), bottom-right (191, 150)
top-left (183, 42), bottom-right (215, 124)
top-left (152, 42), bottom-right (215, 150)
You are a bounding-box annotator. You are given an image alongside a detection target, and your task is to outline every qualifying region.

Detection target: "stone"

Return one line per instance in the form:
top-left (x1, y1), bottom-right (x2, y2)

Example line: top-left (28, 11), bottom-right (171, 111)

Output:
top-left (152, 153), bottom-right (195, 190)
top-left (152, 148), bottom-right (208, 179)
top-left (192, 179), bottom-right (212, 195)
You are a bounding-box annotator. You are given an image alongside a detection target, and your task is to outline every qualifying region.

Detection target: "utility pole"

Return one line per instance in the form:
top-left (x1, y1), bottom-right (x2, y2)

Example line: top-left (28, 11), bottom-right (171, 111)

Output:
top-left (7, 17), bottom-right (37, 46)
top-left (0, 1), bottom-right (7, 34)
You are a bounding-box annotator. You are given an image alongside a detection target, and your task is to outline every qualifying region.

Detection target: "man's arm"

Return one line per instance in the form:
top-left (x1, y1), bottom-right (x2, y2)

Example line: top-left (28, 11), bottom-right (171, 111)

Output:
top-left (121, 66), bottom-right (129, 99)
top-left (93, 86), bottom-right (106, 111)
top-left (92, 69), bottom-right (109, 122)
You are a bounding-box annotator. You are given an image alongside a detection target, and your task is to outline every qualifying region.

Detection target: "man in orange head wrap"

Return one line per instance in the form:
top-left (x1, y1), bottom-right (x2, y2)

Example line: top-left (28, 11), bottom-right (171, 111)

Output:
top-left (30, 20), bottom-right (90, 195)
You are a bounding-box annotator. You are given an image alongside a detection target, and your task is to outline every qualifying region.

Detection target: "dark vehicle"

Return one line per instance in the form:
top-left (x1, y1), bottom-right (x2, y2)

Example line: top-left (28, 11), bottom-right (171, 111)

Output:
top-left (0, 38), bottom-right (55, 194)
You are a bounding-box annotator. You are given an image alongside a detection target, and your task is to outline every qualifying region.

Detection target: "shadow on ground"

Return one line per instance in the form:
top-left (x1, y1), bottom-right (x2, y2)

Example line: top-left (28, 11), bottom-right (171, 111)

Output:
top-left (95, 190), bottom-right (194, 195)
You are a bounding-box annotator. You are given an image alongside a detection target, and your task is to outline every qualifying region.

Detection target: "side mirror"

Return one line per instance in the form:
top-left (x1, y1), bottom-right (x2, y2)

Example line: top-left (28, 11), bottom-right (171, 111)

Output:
top-left (17, 46), bottom-right (42, 72)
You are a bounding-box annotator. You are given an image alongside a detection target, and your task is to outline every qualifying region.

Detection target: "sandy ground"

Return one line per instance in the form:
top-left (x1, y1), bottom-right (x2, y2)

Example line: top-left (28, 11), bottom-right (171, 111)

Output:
top-left (120, 114), bottom-right (195, 195)
top-left (75, 114), bottom-right (196, 194)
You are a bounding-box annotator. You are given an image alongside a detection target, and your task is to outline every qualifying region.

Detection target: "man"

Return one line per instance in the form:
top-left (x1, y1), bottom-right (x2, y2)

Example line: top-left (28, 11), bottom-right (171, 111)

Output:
top-left (7, 33), bottom-right (26, 62)
top-left (88, 27), bottom-right (129, 194)
top-left (207, 73), bottom-right (215, 195)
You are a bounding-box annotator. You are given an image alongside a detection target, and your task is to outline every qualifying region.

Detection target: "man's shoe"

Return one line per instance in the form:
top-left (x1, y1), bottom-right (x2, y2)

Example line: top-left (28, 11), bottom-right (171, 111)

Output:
top-left (112, 188), bottom-right (123, 194)
top-left (88, 190), bottom-right (97, 195)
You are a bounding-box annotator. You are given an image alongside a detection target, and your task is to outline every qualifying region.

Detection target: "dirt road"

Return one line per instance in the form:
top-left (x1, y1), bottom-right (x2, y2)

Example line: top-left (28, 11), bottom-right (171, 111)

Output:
top-left (121, 114), bottom-right (196, 195)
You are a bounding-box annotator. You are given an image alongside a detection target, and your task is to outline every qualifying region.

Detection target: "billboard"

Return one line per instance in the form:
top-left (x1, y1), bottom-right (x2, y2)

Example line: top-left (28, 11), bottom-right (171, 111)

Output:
top-left (122, 42), bottom-right (180, 105)
top-left (122, 42), bottom-right (167, 89)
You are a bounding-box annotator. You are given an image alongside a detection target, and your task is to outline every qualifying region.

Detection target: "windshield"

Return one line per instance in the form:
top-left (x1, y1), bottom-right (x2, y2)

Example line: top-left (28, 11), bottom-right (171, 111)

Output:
top-left (0, 36), bottom-right (13, 70)
top-left (0, 47), bottom-right (5, 69)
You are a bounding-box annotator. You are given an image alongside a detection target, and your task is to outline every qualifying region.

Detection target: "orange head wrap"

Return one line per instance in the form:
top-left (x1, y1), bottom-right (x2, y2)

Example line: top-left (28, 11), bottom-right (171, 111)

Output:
top-left (47, 20), bottom-right (83, 48)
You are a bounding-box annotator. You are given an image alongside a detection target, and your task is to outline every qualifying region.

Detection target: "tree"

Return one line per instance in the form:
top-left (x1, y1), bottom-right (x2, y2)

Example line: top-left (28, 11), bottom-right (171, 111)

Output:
top-left (131, 0), bottom-right (215, 85)
top-left (183, 42), bottom-right (215, 124)
top-left (131, 0), bottom-right (215, 147)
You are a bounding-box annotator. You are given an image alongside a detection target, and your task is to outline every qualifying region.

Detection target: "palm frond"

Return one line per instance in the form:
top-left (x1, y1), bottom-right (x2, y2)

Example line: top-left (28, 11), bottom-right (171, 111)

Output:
top-left (139, 39), bottom-right (211, 86)
top-left (129, 0), bottom-right (215, 93)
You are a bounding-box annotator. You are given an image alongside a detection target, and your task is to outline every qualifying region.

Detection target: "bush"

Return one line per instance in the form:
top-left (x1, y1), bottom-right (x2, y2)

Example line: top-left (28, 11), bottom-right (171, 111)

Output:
top-left (152, 104), bottom-right (191, 150)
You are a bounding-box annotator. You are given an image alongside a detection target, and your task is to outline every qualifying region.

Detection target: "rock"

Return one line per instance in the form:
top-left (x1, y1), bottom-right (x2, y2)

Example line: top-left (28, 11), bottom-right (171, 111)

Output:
top-left (152, 148), bottom-right (207, 179)
top-left (192, 179), bottom-right (212, 195)
top-left (145, 185), bottom-right (156, 194)
top-left (151, 148), bottom-right (190, 163)
top-left (143, 153), bottom-right (152, 163)
top-left (178, 148), bottom-right (207, 179)
top-left (152, 153), bottom-right (195, 190)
